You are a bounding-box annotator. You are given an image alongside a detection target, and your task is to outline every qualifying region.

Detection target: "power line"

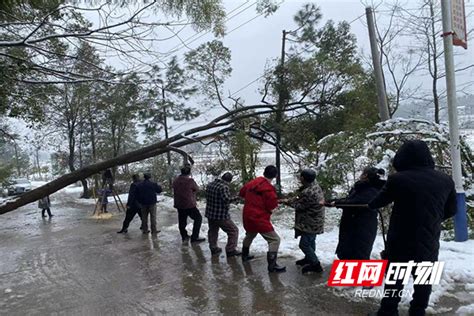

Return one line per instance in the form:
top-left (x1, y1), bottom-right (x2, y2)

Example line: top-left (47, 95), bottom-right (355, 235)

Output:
top-left (230, 75), bottom-right (265, 97)
top-left (153, 7), bottom-right (267, 74)
top-left (159, 1), bottom-right (257, 60)
top-left (229, 11), bottom-right (366, 99)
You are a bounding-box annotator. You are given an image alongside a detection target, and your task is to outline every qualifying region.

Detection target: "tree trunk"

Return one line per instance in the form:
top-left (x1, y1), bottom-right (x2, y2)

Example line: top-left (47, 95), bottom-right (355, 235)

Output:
top-left (88, 115), bottom-right (99, 190)
top-left (13, 142), bottom-right (20, 176)
top-left (35, 147), bottom-right (41, 180)
top-left (78, 127), bottom-right (83, 168)
top-left (0, 133), bottom-right (205, 214)
top-left (0, 102), bottom-right (304, 214)
top-left (67, 129), bottom-right (76, 174)
top-left (429, 0), bottom-right (440, 124)
top-left (80, 179), bottom-right (90, 198)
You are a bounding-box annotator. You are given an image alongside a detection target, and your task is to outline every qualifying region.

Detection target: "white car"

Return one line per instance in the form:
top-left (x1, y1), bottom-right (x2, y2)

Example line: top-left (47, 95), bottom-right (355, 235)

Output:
top-left (7, 178), bottom-right (32, 195)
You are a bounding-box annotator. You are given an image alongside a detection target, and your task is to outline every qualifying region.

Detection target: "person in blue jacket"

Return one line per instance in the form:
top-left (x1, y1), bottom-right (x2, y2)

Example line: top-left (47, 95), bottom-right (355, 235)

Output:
top-left (118, 174), bottom-right (142, 233)
top-left (136, 173), bottom-right (162, 234)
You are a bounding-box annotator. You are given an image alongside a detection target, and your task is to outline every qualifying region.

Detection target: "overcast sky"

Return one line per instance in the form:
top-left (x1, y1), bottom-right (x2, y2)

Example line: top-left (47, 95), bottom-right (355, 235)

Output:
top-left (14, 0), bottom-right (474, 158)
top-left (124, 0), bottom-right (473, 135)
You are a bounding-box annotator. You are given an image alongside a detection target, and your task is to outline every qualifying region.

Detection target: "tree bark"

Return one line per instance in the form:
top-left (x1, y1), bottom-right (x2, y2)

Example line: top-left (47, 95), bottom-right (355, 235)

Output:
top-left (429, 0), bottom-right (440, 124)
top-left (0, 102), bottom-right (311, 214)
top-left (0, 132), bottom-right (210, 214)
top-left (88, 107), bottom-right (99, 190)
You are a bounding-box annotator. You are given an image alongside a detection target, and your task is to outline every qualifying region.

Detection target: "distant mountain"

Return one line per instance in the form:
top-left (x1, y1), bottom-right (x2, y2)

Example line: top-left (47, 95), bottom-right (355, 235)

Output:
top-left (394, 94), bottom-right (474, 129)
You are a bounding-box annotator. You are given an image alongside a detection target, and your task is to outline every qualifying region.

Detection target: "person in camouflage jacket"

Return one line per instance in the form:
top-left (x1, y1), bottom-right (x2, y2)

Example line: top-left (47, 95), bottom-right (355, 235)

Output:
top-left (286, 169), bottom-right (325, 274)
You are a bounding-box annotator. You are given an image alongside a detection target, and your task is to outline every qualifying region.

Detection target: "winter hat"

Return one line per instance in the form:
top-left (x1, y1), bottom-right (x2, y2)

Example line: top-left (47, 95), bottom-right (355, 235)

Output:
top-left (300, 169), bottom-right (317, 183)
top-left (363, 167), bottom-right (384, 181)
top-left (181, 165), bottom-right (191, 175)
top-left (221, 172), bottom-right (233, 182)
top-left (144, 173), bottom-right (152, 180)
top-left (393, 140), bottom-right (435, 171)
top-left (263, 165), bottom-right (278, 179)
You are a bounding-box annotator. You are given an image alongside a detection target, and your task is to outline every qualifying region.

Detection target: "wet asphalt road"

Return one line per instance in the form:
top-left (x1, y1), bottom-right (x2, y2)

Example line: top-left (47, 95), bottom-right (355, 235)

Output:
top-left (0, 191), bottom-right (402, 315)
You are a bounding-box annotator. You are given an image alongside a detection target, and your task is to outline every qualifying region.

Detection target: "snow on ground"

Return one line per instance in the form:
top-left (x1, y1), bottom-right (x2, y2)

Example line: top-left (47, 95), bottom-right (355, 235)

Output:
top-left (457, 303), bottom-right (474, 315)
top-left (73, 190), bottom-right (474, 314)
top-left (30, 181), bottom-right (47, 188)
top-left (0, 181), bottom-right (47, 206)
top-left (461, 129), bottom-right (474, 150)
top-left (62, 185), bottom-right (85, 195)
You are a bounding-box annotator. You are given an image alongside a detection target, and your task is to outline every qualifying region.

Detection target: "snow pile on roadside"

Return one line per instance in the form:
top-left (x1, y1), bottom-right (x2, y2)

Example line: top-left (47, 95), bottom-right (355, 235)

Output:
top-left (30, 181), bottom-right (47, 188)
top-left (61, 185), bottom-right (84, 195)
top-left (457, 303), bottom-right (474, 315)
top-left (227, 204), bottom-right (474, 313)
top-left (272, 223), bottom-right (474, 314)
top-left (71, 190), bottom-right (474, 313)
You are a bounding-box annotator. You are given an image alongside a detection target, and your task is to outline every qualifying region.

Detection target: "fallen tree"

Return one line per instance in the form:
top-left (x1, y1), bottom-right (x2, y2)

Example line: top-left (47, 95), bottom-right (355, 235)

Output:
top-left (0, 101), bottom-right (315, 214)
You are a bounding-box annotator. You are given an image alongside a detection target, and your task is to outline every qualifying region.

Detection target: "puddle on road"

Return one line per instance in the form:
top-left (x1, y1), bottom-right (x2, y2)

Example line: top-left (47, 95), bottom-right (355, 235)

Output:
top-left (0, 191), bottom-right (463, 315)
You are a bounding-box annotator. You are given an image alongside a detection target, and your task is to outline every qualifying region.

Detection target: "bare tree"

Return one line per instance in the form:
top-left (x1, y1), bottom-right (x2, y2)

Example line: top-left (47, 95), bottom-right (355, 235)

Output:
top-left (371, 0), bottom-right (474, 122)
top-left (371, 1), bottom-right (424, 117)
top-left (0, 1), bottom-right (227, 82)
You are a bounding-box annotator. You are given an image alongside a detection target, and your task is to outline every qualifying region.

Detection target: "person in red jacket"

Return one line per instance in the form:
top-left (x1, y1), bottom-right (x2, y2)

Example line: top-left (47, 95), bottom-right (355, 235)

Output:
top-left (239, 165), bottom-right (286, 273)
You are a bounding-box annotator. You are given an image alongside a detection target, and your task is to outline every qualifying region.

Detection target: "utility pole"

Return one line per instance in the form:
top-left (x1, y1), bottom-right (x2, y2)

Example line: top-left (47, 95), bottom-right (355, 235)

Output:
top-left (275, 30), bottom-right (287, 196)
top-left (162, 87), bottom-right (173, 190)
top-left (365, 7), bottom-right (390, 121)
top-left (441, 0), bottom-right (468, 242)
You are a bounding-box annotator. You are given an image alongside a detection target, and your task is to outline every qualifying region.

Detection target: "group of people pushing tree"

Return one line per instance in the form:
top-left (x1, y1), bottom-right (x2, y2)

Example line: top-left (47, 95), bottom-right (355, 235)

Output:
top-left (115, 140), bottom-right (457, 316)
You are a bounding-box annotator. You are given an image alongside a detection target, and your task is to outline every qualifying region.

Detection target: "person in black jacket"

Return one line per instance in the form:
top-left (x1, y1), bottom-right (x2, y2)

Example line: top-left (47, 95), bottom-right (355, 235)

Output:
top-left (368, 140), bottom-right (457, 316)
top-left (331, 167), bottom-right (385, 260)
top-left (117, 174), bottom-right (142, 234)
top-left (102, 169), bottom-right (114, 189)
top-left (136, 173), bottom-right (163, 235)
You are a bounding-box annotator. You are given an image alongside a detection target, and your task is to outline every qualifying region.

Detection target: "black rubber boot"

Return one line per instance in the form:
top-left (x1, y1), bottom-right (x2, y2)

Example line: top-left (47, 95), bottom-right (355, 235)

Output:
top-left (242, 246), bottom-right (255, 262)
top-left (267, 252), bottom-right (286, 273)
top-left (367, 310), bottom-right (399, 316)
top-left (302, 262), bottom-right (323, 274)
top-left (226, 250), bottom-right (242, 257)
top-left (295, 258), bottom-right (310, 266)
top-left (211, 247), bottom-right (222, 255)
top-left (191, 237), bottom-right (206, 243)
top-left (408, 306), bottom-right (425, 316)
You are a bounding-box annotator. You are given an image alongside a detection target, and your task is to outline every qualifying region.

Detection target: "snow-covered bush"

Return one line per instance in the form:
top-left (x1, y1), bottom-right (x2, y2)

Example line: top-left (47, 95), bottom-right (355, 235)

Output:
top-left (309, 118), bottom-right (473, 234)
top-left (311, 118), bottom-right (473, 198)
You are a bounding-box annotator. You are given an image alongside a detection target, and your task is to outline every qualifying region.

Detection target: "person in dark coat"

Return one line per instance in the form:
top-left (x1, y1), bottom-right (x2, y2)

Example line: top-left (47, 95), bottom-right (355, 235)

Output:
top-left (136, 173), bottom-right (163, 235)
top-left (368, 140), bottom-right (457, 316)
top-left (331, 167), bottom-right (385, 260)
top-left (240, 165), bottom-right (285, 273)
top-left (173, 165), bottom-right (205, 243)
top-left (284, 169), bottom-right (325, 274)
top-left (117, 174), bottom-right (143, 234)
